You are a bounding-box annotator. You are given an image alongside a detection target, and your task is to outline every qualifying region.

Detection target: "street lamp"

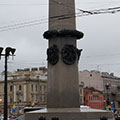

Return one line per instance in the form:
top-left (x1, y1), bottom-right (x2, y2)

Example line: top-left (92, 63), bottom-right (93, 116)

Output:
top-left (0, 47), bottom-right (16, 120)
top-left (0, 47), bottom-right (3, 59)
top-left (105, 83), bottom-right (110, 106)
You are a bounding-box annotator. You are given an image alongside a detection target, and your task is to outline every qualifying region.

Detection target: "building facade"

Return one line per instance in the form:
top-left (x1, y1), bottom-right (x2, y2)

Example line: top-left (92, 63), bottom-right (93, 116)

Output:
top-left (79, 70), bottom-right (120, 109)
top-left (0, 67), bottom-right (47, 114)
top-left (84, 87), bottom-right (104, 110)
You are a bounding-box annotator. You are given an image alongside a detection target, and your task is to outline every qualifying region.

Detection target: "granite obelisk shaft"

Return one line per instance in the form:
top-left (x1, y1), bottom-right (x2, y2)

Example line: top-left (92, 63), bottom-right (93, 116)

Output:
top-left (47, 0), bottom-right (80, 108)
top-left (49, 0), bottom-right (76, 30)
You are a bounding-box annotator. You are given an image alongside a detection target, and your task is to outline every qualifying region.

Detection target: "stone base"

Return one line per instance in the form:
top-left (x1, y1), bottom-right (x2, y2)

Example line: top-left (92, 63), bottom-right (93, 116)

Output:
top-left (24, 108), bottom-right (114, 120)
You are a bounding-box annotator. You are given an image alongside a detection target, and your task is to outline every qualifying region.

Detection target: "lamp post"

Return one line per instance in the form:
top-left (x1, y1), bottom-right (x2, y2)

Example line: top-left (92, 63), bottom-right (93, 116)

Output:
top-left (0, 47), bottom-right (16, 120)
top-left (105, 83), bottom-right (110, 106)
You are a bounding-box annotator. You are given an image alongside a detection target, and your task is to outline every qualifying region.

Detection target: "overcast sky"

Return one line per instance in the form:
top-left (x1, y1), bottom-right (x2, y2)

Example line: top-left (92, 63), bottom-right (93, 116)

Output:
top-left (0, 0), bottom-right (120, 76)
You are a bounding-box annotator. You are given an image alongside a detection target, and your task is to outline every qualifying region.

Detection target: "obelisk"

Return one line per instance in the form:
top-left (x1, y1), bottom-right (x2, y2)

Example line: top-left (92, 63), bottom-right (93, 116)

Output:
top-left (44, 0), bottom-right (83, 108)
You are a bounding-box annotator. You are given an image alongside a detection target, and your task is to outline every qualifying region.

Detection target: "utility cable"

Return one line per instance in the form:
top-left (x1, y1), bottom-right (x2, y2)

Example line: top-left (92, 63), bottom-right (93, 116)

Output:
top-left (0, 5), bottom-right (120, 32)
top-left (0, 3), bottom-right (48, 6)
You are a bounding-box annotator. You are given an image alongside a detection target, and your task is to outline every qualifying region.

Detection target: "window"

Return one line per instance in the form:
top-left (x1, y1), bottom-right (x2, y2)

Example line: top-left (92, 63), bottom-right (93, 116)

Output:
top-left (35, 95), bottom-right (37, 101)
top-left (42, 85), bottom-right (44, 91)
top-left (31, 84), bottom-right (33, 91)
top-left (36, 85), bottom-right (38, 92)
top-left (89, 96), bottom-right (91, 100)
top-left (44, 86), bottom-right (46, 92)
top-left (117, 86), bottom-right (120, 92)
top-left (19, 85), bottom-right (22, 91)
top-left (10, 85), bottom-right (12, 92)
top-left (40, 86), bottom-right (42, 92)
top-left (44, 96), bottom-right (47, 102)
top-left (37, 76), bottom-right (39, 79)
top-left (40, 96), bottom-right (42, 102)
top-left (10, 96), bottom-right (13, 103)
top-left (18, 95), bottom-right (22, 102)
top-left (90, 74), bottom-right (92, 77)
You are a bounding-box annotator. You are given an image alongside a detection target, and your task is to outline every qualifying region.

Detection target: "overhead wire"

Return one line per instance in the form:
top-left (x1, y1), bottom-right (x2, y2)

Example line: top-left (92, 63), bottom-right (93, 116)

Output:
top-left (0, 20), bottom-right (48, 32)
top-left (82, 53), bottom-right (120, 59)
top-left (80, 62), bottom-right (120, 66)
top-left (0, 1), bottom-right (120, 32)
top-left (0, 12), bottom-right (82, 32)
top-left (0, 0), bottom-right (84, 32)
top-left (0, 3), bottom-right (48, 6)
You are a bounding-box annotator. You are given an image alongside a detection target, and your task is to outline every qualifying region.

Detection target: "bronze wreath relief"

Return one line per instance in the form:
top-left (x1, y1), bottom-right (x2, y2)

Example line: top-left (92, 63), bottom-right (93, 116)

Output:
top-left (47, 45), bottom-right (59, 65)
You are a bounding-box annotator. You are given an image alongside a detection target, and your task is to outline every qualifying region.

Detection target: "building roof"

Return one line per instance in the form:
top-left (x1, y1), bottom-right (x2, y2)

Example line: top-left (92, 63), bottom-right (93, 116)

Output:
top-left (0, 67), bottom-right (48, 82)
top-left (80, 70), bottom-right (120, 80)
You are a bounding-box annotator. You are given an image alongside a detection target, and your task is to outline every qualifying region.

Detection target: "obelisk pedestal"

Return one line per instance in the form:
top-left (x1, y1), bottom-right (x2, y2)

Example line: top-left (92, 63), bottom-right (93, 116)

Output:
top-left (25, 0), bottom-right (113, 119)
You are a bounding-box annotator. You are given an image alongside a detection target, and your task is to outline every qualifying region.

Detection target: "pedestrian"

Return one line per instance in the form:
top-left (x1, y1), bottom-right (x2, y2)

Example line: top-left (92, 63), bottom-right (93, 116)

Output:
top-left (114, 109), bottom-right (118, 120)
